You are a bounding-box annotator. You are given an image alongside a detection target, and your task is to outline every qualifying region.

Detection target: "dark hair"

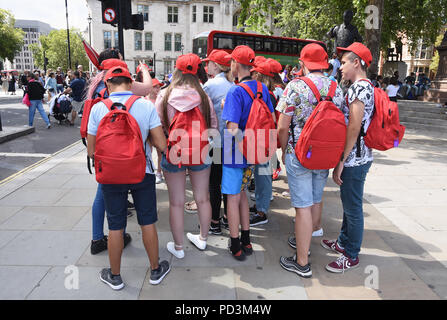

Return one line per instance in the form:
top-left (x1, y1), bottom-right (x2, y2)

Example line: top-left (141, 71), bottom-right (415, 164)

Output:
top-left (383, 77), bottom-right (390, 85)
top-left (326, 63), bottom-right (334, 73)
top-left (135, 71), bottom-right (143, 83)
top-left (196, 63), bottom-right (208, 84)
top-left (74, 71), bottom-right (80, 78)
top-left (377, 75), bottom-right (383, 81)
top-left (345, 52), bottom-right (368, 72)
top-left (98, 48), bottom-right (121, 65)
top-left (107, 76), bottom-right (132, 86)
top-left (150, 71), bottom-right (155, 78)
top-left (390, 77), bottom-right (398, 86)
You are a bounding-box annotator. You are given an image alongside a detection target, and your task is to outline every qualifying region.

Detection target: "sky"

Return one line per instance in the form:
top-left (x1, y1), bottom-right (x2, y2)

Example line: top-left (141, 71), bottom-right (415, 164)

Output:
top-left (0, 0), bottom-right (90, 31)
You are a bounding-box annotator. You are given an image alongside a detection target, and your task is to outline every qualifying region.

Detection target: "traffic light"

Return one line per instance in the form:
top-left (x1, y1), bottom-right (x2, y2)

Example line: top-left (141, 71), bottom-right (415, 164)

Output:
top-left (44, 57), bottom-right (49, 65)
top-left (99, 0), bottom-right (143, 30)
top-left (130, 14), bottom-right (144, 31)
top-left (100, 0), bottom-right (119, 25)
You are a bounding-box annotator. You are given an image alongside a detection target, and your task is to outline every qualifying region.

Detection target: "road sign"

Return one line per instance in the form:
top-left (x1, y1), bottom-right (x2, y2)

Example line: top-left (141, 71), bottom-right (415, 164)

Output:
top-left (103, 8), bottom-right (116, 23)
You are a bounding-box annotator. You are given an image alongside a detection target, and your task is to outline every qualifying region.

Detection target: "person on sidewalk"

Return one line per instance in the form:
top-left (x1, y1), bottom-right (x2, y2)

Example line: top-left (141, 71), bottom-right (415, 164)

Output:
top-left (155, 54), bottom-right (218, 259)
top-left (88, 65), bottom-right (170, 290)
top-left (44, 72), bottom-right (57, 101)
top-left (26, 73), bottom-right (51, 129)
top-left (222, 45), bottom-right (275, 261)
top-left (200, 49), bottom-right (233, 235)
top-left (321, 42), bottom-right (375, 273)
top-left (277, 43), bottom-right (344, 278)
top-left (63, 71), bottom-right (85, 126)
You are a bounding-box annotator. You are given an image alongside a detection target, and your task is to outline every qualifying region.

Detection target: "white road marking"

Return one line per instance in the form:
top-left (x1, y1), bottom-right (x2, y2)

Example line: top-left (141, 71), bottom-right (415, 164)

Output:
top-left (0, 152), bottom-right (51, 158)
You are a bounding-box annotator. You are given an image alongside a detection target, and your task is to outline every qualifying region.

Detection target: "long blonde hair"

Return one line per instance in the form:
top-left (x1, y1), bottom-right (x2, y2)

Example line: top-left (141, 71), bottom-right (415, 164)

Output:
top-left (215, 63), bottom-right (234, 83)
top-left (162, 69), bottom-right (211, 129)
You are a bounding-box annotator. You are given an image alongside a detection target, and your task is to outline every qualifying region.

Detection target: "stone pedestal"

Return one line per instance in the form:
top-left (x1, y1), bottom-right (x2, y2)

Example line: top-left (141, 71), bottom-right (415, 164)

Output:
top-left (424, 42), bottom-right (447, 103)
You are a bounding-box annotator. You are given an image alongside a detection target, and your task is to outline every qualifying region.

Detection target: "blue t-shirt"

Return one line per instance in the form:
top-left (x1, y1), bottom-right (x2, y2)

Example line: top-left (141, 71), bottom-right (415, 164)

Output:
top-left (222, 80), bottom-right (274, 168)
top-left (70, 78), bottom-right (86, 102)
top-left (87, 91), bottom-right (162, 174)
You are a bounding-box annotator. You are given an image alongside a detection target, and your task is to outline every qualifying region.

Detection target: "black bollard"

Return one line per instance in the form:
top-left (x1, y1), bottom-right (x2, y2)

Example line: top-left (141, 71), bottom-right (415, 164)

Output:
top-left (0, 112), bottom-right (2, 131)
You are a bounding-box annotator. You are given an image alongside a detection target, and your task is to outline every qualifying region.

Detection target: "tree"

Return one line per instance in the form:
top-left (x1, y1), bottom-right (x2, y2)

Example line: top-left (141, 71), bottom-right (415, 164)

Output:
top-left (30, 28), bottom-right (89, 72)
top-left (429, 31), bottom-right (446, 76)
top-left (237, 0), bottom-right (447, 72)
top-left (0, 9), bottom-right (24, 62)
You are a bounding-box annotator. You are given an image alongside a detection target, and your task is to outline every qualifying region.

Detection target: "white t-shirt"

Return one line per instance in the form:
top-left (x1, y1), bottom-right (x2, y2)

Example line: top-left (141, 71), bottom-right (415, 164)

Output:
top-left (386, 84), bottom-right (399, 97)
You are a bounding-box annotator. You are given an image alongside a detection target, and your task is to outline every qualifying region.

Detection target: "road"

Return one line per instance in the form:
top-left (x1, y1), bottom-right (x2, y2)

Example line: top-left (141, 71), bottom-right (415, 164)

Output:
top-left (0, 92), bottom-right (83, 181)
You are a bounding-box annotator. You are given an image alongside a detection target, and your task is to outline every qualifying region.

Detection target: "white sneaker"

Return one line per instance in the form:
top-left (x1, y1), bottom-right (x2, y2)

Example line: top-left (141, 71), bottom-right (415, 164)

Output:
top-left (282, 191), bottom-right (290, 197)
top-left (167, 241), bottom-right (184, 259)
top-left (155, 172), bottom-right (163, 184)
top-left (312, 228), bottom-right (324, 237)
top-left (186, 233), bottom-right (206, 250)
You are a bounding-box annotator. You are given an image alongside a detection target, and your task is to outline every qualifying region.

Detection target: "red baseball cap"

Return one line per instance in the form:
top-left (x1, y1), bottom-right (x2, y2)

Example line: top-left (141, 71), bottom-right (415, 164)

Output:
top-left (250, 61), bottom-right (273, 77)
top-left (202, 49), bottom-right (231, 67)
top-left (299, 43), bottom-right (329, 70)
top-left (100, 58), bottom-right (128, 71)
top-left (152, 78), bottom-right (163, 87)
top-left (336, 42), bottom-right (372, 67)
top-left (266, 58), bottom-right (282, 74)
top-left (254, 55), bottom-right (267, 66)
top-left (176, 53), bottom-right (201, 75)
top-left (104, 66), bottom-right (133, 82)
top-left (225, 45), bottom-right (255, 66)
top-left (136, 64), bottom-right (152, 74)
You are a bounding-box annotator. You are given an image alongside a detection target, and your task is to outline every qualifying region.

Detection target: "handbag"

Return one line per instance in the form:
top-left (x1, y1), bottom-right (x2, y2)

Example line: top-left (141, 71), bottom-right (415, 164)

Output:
top-left (22, 93), bottom-right (31, 107)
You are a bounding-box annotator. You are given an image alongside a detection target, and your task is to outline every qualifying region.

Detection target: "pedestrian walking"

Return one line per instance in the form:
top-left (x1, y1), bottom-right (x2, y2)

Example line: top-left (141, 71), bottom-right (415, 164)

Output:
top-left (8, 74), bottom-right (16, 95)
top-left (322, 42), bottom-right (375, 273)
top-left (26, 73), bottom-right (51, 129)
top-left (1, 73), bottom-right (8, 95)
top-left (45, 72), bottom-right (57, 101)
top-left (63, 71), bottom-right (85, 125)
top-left (155, 53), bottom-right (218, 259)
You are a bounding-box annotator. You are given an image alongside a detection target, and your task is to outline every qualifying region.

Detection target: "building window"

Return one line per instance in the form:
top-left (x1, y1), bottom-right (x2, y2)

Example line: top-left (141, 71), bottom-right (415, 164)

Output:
top-left (135, 32), bottom-right (142, 51)
top-left (233, 14), bottom-right (239, 27)
top-left (164, 60), bottom-right (172, 74)
top-left (164, 33), bottom-right (172, 51)
top-left (104, 31), bottom-right (112, 49)
top-left (145, 33), bottom-right (152, 51)
top-left (175, 34), bottom-right (182, 52)
top-left (137, 4), bottom-right (149, 22)
top-left (203, 6), bottom-right (214, 23)
top-left (114, 31), bottom-right (119, 47)
top-left (192, 5), bottom-right (196, 23)
top-left (25, 65), bottom-right (30, 70)
top-left (168, 6), bottom-right (178, 23)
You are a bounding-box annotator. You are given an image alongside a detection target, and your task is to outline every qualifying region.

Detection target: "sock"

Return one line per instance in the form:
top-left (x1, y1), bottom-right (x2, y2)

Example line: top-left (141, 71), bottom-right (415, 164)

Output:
top-left (211, 221), bottom-right (220, 228)
top-left (241, 230), bottom-right (250, 246)
top-left (230, 237), bottom-right (241, 254)
top-left (111, 273), bottom-right (120, 279)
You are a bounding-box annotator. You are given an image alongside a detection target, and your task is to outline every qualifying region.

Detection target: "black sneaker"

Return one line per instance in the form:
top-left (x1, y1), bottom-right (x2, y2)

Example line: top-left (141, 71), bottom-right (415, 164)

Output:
top-left (100, 268), bottom-right (124, 290)
top-left (221, 216), bottom-right (229, 230)
top-left (150, 260), bottom-right (171, 285)
top-left (91, 235), bottom-right (108, 255)
top-left (249, 205), bottom-right (257, 213)
top-left (127, 200), bottom-right (135, 210)
top-left (123, 233), bottom-right (132, 248)
top-left (209, 222), bottom-right (222, 235)
top-left (287, 236), bottom-right (311, 256)
top-left (241, 242), bottom-right (253, 255)
top-left (227, 240), bottom-right (246, 261)
top-left (250, 213), bottom-right (268, 226)
top-left (279, 255), bottom-right (312, 278)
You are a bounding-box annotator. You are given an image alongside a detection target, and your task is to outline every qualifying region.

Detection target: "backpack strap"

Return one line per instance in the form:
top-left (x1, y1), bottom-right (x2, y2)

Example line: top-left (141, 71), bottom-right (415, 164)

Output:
top-left (297, 77), bottom-right (321, 102)
top-left (102, 98), bottom-right (114, 111)
top-left (326, 81), bottom-right (337, 101)
top-left (238, 82), bottom-right (256, 100)
top-left (102, 95), bottom-right (140, 112)
top-left (123, 95), bottom-right (140, 112)
top-left (269, 90), bottom-right (278, 104)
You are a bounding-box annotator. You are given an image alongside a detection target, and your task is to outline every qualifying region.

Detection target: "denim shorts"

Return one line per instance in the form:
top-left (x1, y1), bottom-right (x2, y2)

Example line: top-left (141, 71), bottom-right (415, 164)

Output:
top-left (221, 165), bottom-right (253, 195)
top-left (161, 153), bottom-right (210, 173)
top-left (285, 152), bottom-right (329, 208)
top-left (102, 174), bottom-right (157, 230)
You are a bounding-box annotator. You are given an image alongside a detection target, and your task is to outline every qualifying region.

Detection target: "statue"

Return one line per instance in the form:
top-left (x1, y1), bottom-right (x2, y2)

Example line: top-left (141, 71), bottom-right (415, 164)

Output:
top-left (327, 10), bottom-right (363, 49)
top-left (442, 29), bottom-right (447, 45)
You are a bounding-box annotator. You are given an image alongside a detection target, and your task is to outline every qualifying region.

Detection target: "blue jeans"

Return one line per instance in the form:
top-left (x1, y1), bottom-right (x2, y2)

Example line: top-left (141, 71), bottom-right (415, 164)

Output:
top-left (29, 100), bottom-right (50, 126)
top-left (56, 84), bottom-right (64, 93)
top-left (254, 161), bottom-right (272, 213)
top-left (337, 161), bottom-right (372, 260)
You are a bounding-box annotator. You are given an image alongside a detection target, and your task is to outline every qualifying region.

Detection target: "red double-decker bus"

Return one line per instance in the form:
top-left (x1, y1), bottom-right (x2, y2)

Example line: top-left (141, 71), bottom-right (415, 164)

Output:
top-left (193, 30), bottom-right (327, 66)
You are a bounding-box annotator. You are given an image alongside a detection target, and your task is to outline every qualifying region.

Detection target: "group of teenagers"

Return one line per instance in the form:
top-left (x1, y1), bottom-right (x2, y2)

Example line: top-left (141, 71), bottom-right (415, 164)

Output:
top-left (85, 41), bottom-right (376, 290)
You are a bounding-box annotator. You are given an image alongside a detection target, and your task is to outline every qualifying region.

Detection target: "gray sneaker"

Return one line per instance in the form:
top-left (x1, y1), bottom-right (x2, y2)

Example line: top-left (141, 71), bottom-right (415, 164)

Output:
top-left (100, 268), bottom-right (124, 290)
top-left (287, 236), bottom-right (311, 256)
top-left (279, 255), bottom-right (312, 278)
top-left (150, 260), bottom-right (171, 285)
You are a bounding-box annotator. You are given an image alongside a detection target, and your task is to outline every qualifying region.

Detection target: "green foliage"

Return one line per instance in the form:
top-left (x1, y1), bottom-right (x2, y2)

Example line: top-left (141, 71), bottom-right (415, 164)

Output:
top-left (429, 31), bottom-right (446, 74)
top-left (237, 0), bottom-right (447, 52)
top-left (30, 28), bottom-right (88, 71)
top-left (0, 9), bottom-right (24, 62)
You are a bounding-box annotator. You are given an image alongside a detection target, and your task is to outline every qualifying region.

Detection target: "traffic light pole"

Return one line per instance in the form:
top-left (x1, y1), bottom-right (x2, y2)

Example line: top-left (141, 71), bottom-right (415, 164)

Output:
top-left (116, 0), bottom-right (125, 60)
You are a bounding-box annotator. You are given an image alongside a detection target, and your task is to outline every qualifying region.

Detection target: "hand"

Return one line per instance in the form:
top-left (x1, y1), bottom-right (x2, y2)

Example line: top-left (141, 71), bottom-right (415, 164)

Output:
top-left (332, 162), bottom-right (344, 186)
top-left (281, 151), bottom-right (286, 166)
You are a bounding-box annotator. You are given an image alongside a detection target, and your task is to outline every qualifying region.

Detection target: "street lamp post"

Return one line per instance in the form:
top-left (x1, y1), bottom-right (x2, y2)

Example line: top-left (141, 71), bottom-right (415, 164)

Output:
top-left (65, 0), bottom-right (72, 70)
top-left (181, 44), bottom-right (185, 55)
top-left (88, 14), bottom-right (92, 73)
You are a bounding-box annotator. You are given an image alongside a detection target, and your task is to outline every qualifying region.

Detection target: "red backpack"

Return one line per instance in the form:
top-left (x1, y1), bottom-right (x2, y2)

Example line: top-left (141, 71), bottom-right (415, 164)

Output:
top-left (238, 81), bottom-right (277, 165)
top-left (94, 95), bottom-right (146, 184)
top-left (353, 79), bottom-right (405, 151)
top-left (80, 87), bottom-right (108, 145)
top-left (166, 106), bottom-right (209, 167)
top-left (294, 77), bottom-right (347, 170)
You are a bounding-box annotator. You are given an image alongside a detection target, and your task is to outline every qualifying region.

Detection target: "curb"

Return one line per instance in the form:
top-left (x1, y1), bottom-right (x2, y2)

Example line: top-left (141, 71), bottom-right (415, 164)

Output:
top-left (0, 126), bottom-right (35, 144)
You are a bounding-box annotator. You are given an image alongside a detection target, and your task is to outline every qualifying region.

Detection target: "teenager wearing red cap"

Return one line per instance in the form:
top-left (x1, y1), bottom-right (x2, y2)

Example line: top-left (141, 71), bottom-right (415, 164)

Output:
top-left (197, 49), bottom-right (233, 235)
top-left (222, 45), bottom-right (275, 261)
top-left (87, 66), bottom-right (170, 289)
top-left (321, 42), bottom-right (374, 273)
top-left (155, 54), bottom-right (218, 259)
top-left (277, 43), bottom-right (344, 278)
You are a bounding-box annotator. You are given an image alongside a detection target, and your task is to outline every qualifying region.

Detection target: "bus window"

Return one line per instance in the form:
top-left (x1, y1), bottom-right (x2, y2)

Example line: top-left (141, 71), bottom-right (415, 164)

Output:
top-left (255, 39), bottom-right (263, 51)
top-left (214, 34), bottom-right (233, 49)
top-left (296, 42), bottom-right (306, 56)
top-left (235, 36), bottom-right (254, 48)
top-left (193, 38), bottom-right (208, 58)
top-left (264, 39), bottom-right (278, 52)
top-left (281, 41), bottom-right (292, 54)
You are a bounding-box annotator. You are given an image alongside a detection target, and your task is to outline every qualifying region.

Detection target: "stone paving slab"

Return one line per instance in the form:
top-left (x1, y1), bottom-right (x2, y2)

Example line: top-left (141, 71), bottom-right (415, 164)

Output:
top-left (0, 187), bottom-right (70, 207)
top-left (0, 206), bottom-right (23, 224)
top-left (0, 266), bottom-right (51, 300)
top-left (0, 230), bottom-right (22, 250)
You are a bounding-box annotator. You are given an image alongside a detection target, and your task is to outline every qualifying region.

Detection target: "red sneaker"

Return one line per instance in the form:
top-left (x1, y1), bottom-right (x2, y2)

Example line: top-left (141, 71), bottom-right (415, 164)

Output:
top-left (272, 168), bottom-right (281, 180)
top-left (326, 254), bottom-right (359, 273)
top-left (321, 239), bottom-right (345, 254)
